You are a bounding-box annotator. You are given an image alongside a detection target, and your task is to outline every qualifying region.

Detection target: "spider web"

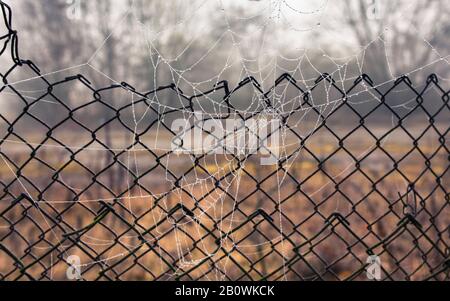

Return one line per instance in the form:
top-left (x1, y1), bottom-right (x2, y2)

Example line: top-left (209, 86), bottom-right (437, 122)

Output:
top-left (0, 0), bottom-right (449, 281)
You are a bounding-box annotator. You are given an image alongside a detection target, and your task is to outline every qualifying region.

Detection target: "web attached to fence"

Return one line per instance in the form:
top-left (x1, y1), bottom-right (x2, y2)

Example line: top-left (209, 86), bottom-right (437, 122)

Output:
top-left (0, 0), bottom-right (449, 281)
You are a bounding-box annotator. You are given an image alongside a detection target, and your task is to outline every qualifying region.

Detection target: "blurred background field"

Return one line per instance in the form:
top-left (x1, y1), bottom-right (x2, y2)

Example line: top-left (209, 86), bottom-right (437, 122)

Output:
top-left (0, 0), bottom-right (449, 281)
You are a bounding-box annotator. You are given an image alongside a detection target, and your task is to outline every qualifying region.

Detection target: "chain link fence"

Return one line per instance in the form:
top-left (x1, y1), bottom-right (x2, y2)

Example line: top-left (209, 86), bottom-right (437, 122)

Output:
top-left (0, 1), bottom-right (449, 281)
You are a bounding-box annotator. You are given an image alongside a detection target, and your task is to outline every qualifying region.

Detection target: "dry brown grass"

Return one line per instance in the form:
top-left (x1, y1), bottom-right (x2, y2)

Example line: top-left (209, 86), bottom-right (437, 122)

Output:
top-left (0, 126), bottom-right (448, 281)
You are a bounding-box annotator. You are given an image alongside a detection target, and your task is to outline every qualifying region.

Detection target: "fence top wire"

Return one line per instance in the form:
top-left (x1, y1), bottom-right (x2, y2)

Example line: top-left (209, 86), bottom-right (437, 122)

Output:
top-left (0, 1), bottom-right (449, 281)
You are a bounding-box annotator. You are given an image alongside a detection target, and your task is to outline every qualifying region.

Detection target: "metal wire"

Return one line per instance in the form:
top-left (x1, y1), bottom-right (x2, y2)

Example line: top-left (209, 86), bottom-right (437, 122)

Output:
top-left (0, 1), bottom-right (448, 281)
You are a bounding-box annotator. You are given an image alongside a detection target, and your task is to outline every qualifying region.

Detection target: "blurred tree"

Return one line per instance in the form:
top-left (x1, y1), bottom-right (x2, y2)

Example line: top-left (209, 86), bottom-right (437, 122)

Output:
top-left (20, 0), bottom-right (84, 70)
top-left (339, 0), bottom-right (450, 82)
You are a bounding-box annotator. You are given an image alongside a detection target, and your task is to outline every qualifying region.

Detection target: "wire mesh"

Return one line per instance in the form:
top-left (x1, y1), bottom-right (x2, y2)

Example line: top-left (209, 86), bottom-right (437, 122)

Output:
top-left (0, 1), bottom-right (448, 281)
